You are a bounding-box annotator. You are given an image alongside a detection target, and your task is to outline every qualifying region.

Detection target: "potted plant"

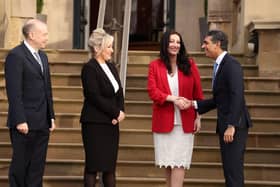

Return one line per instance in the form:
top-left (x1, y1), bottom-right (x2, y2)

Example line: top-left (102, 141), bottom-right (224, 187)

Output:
top-left (37, 0), bottom-right (44, 14)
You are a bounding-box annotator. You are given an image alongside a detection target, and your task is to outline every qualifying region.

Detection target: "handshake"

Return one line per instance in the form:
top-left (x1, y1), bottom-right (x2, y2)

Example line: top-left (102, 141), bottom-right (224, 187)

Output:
top-left (168, 95), bottom-right (193, 110)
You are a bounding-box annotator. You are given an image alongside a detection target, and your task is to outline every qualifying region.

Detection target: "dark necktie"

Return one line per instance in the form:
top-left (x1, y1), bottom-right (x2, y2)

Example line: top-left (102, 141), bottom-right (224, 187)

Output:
top-left (212, 62), bottom-right (218, 88)
top-left (34, 52), bottom-right (43, 72)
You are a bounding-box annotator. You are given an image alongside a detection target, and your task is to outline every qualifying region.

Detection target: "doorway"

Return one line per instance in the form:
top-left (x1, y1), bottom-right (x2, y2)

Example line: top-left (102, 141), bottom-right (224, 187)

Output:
top-left (75, 0), bottom-right (174, 50)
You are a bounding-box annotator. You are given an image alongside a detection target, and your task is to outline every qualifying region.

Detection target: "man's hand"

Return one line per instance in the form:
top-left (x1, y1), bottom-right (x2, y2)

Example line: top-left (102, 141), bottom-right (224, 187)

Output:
top-left (174, 97), bottom-right (191, 110)
top-left (16, 122), bottom-right (29, 134)
top-left (49, 119), bottom-right (56, 132)
top-left (224, 125), bottom-right (235, 143)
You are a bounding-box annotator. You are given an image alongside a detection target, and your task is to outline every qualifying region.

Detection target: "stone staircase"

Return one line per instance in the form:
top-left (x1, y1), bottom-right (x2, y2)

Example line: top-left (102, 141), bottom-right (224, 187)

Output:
top-left (0, 49), bottom-right (280, 187)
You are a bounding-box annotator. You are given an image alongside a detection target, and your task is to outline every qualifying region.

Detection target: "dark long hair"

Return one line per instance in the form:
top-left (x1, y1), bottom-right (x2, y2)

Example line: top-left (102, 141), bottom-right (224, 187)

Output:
top-left (159, 30), bottom-right (191, 75)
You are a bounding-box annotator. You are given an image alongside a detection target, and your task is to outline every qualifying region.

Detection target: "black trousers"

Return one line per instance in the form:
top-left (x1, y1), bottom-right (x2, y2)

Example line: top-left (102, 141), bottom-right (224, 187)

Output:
top-left (219, 127), bottom-right (248, 187)
top-left (9, 129), bottom-right (50, 187)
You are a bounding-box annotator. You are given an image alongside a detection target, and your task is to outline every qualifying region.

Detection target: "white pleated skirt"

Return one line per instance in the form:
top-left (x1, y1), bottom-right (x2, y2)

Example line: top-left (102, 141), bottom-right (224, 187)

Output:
top-left (153, 125), bottom-right (194, 169)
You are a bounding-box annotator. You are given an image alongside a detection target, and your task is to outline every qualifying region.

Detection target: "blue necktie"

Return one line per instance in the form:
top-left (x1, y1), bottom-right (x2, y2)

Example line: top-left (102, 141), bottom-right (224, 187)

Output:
top-left (212, 62), bottom-right (218, 88)
top-left (34, 52), bottom-right (44, 72)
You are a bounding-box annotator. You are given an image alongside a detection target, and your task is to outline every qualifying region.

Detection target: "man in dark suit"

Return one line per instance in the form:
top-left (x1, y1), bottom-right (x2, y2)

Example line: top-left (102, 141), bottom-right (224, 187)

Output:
top-left (5, 19), bottom-right (55, 187)
top-left (191, 30), bottom-right (252, 187)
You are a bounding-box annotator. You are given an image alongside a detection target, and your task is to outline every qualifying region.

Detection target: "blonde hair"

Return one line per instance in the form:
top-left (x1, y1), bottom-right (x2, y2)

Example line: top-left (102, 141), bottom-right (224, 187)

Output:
top-left (88, 28), bottom-right (114, 57)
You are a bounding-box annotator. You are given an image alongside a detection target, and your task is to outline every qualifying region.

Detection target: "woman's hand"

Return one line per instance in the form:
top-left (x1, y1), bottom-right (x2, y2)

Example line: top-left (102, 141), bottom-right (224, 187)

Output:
top-left (16, 122), bottom-right (29, 134)
top-left (112, 111), bottom-right (125, 125)
top-left (112, 119), bottom-right (118, 125)
top-left (174, 97), bottom-right (191, 110)
top-left (118, 111), bottom-right (125, 122)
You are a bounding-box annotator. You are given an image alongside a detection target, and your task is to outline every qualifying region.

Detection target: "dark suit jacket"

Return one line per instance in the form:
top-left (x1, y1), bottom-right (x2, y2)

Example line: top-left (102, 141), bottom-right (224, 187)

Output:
top-left (5, 42), bottom-right (55, 130)
top-left (80, 58), bottom-right (124, 125)
top-left (197, 53), bottom-right (252, 133)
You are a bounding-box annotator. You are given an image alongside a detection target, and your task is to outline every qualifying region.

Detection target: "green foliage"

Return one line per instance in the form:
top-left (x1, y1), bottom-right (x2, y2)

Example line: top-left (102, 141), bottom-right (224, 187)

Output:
top-left (37, 0), bottom-right (44, 14)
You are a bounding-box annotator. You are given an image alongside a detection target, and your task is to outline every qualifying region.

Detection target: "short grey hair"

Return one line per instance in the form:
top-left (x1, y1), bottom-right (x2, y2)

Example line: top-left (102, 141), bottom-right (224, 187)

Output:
top-left (22, 19), bottom-right (46, 39)
top-left (88, 28), bottom-right (114, 57)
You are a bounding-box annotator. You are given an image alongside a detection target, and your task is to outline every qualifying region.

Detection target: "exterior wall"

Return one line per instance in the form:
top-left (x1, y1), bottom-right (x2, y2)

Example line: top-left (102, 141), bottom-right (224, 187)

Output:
top-left (176, 0), bottom-right (205, 52)
top-left (232, 0), bottom-right (280, 53)
top-left (2, 0), bottom-right (36, 48)
top-left (43, 0), bottom-right (73, 49)
top-left (0, 0), bottom-right (7, 48)
top-left (0, 0), bottom-right (279, 52)
top-left (244, 0), bottom-right (280, 25)
top-left (207, 0), bottom-right (233, 51)
top-left (0, 0), bottom-right (73, 49)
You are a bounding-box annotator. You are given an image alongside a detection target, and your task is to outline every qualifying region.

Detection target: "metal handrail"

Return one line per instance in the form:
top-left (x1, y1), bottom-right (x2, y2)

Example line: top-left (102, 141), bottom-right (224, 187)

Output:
top-left (119, 0), bottom-right (131, 95)
top-left (97, 0), bottom-right (131, 95)
top-left (96, 0), bottom-right (107, 28)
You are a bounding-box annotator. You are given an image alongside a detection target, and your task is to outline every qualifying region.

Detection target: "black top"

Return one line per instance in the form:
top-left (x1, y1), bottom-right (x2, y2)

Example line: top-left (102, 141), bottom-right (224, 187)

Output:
top-left (80, 58), bottom-right (124, 125)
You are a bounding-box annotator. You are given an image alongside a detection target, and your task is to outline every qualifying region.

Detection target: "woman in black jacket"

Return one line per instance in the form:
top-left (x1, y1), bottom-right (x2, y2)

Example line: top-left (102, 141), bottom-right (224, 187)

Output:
top-left (80, 28), bottom-right (125, 187)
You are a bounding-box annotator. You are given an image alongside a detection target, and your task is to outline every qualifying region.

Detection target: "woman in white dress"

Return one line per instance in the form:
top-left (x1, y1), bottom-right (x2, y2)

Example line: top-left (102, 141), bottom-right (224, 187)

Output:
top-left (147, 30), bottom-right (204, 187)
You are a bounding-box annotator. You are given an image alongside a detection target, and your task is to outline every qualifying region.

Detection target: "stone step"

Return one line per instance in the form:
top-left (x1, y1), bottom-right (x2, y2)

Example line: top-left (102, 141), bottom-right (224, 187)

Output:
top-left (127, 51), bottom-right (256, 65)
top-left (0, 112), bottom-right (81, 128)
top-left (0, 143), bottom-right (279, 164)
top-left (0, 60), bottom-right (85, 74)
top-left (42, 49), bottom-right (89, 62)
top-left (1, 98), bottom-right (279, 118)
top-left (126, 74), bottom-right (280, 91)
top-left (0, 73), bottom-right (83, 87)
top-left (2, 85), bottom-right (280, 104)
top-left (1, 72), bottom-right (279, 91)
top-left (126, 63), bottom-right (258, 76)
top-left (2, 84), bottom-right (280, 104)
top-left (0, 85), bottom-right (83, 100)
top-left (0, 49), bottom-right (101, 60)
top-left (48, 61), bottom-right (84, 73)
top-left (0, 128), bottom-right (279, 148)
top-left (0, 176), bottom-right (278, 187)
top-left (196, 64), bottom-right (258, 76)
top-left (1, 112), bottom-right (279, 133)
top-left (121, 114), bottom-right (280, 133)
top-left (125, 87), bottom-right (280, 104)
top-left (0, 49), bottom-right (256, 64)
top-left (124, 101), bottom-right (280, 118)
top-left (0, 59), bottom-right (257, 77)
top-left (0, 159), bottom-right (279, 181)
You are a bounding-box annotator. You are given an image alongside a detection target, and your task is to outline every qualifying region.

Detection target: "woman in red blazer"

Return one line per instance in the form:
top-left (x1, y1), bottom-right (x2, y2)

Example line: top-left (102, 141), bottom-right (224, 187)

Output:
top-left (147, 31), bottom-right (203, 187)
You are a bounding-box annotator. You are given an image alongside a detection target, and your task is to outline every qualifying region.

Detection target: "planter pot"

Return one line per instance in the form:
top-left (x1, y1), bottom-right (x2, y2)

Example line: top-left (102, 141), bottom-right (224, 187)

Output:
top-left (36, 14), bottom-right (47, 23)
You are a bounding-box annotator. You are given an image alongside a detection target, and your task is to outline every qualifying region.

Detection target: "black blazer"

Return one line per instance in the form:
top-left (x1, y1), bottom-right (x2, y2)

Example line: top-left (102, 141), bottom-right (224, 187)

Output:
top-left (197, 53), bottom-right (252, 133)
top-left (5, 43), bottom-right (55, 130)
top-left (80, 58), bottom-right (124, 125)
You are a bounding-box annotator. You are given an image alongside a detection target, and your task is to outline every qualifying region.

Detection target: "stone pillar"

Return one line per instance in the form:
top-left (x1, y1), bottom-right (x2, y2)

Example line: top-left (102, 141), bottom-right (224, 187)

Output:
top-left (247, 19), bottom-right (280, 76)
top-left (4, 0), bottom-right (36, 48)
top-left (207, 0), bottom-right (233, 50)
top-left (176, 0), bottom-right (205, 51)
top-left (0, 0), bottom-right (8, 48)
